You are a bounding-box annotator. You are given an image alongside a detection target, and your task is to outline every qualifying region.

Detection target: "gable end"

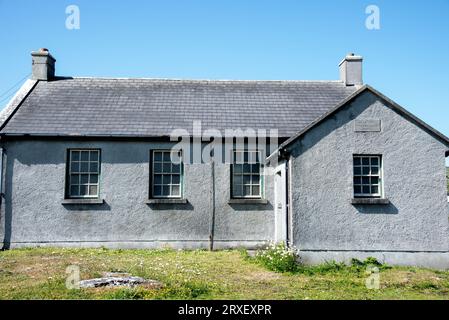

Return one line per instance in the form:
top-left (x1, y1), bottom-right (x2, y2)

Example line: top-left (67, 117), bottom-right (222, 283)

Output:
top-left (272, 85), bottom-right (449, 160)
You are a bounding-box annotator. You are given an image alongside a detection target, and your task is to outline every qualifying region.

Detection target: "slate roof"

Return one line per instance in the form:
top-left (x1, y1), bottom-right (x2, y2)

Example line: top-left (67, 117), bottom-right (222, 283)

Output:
top-left (0, 77), bottom-right (358, 138)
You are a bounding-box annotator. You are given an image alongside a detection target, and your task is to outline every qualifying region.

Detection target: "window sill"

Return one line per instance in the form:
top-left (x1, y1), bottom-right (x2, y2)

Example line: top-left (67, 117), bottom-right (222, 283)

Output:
top-left (351, 198), bottom-right (390, 205)
top-left (228, 198), bottom-right (268, 205)
top-left (62, 198), bottom-right (105, 205)
top-left (146, 199), bottom-right (188, 205)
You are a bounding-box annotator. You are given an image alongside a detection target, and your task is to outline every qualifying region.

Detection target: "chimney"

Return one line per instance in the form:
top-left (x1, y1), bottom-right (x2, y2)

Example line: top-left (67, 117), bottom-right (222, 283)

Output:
top-left (31, 48), bottom-right (56, 81)
top-left (339, 53), bottom-right (363, 86)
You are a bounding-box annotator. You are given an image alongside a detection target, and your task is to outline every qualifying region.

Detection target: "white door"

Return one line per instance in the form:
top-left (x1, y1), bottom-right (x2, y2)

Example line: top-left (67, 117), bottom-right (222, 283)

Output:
top-left (274, 163), bottom-right (287, 243)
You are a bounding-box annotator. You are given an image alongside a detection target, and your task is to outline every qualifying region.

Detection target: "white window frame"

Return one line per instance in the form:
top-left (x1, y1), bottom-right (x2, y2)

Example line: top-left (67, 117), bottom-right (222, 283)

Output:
top-left (67, 149), bottom-right (100, 199)
top-left (151, 150), bottom-right (183, 199)
top-left (353, 155), bottom-right (382, 198)
top-left (231, 150), bottom-right (263, 199)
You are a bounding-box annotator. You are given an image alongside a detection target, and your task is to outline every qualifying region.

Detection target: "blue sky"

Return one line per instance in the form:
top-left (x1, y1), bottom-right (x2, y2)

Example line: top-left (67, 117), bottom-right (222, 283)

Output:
top-left (0, 0), bottom-right (448, 163)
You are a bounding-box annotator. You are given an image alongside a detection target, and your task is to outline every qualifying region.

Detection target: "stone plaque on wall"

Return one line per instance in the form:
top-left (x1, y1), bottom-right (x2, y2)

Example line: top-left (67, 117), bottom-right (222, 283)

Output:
top-left (354, 119), bottom-right (381, 132)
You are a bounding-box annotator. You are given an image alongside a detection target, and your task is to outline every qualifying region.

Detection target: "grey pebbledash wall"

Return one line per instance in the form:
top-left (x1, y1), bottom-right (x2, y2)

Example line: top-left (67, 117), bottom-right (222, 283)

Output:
top-left (288, 90), bottom-right (449, 253)
top-left (0, 141), bottom-right (274, 249)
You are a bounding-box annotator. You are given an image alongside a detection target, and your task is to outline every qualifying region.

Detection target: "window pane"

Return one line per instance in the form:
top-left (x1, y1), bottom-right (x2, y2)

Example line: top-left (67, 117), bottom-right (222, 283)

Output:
top-left (81, 151), bottom-right (89, 161)
top-left (89, 185), bottom-right (98, 196)
top-left (371, 177), bottom-right (379, 185)
top-left (362, 158), bottom-right (369, 165)
top-left (354, 167), bottom-right (361, 175)
top-left (163, 174), bottom-right (171, 185)
top-left (243, 164), bottom-right (251, 173)
top-left (233, 164), bottom-right (243, 174)
top-left (233, 175), bottom-right (242, 185)
top-left (243, 185), bottom-right (251, 196)
top-left (362, 177), bottom-right (370, 184)
top-left (89, 174), bottom-right (98, 184)
top-left (154, 152), bottom-right (162, 162)
top-left (163, 163), bottom-right (171, 173)
top-left (233, 184), bottom-right (242, 197)
top-left (362, 186), bottom-right (370, 194)
top-left (90, 151), bottom-right (99, 161)
top-left (251, 164), bottom-right (260, 173)
top-left (80, 185), bottom-right (88, 196)
top-left (71, 162), bottom-right (79, 173)
top-left (80, 174), bottom-right (89, 184)
top-left (163, 152), bottom-right (171, 161)
top-left (70, 174), bottom-right (79, 185)
top-left (171, 185), bottom-right (180, 196)
top-left (70, 185), bottom-right (79, 196)
top-left (354, 185), bottom-right (361, 194)
top-left (252, 185), bottom-right (260, 196)
top-left (172, 163), bottom-right (181, 173)
top-left (362, 167), bottom-right (370, 175)
top-left (154, 162), bottom-right (162, 173)
top-left (80, 162), bottom-right (89, 172)
top-left (90, 162), bottom-right (98, 173)
top-left (154, 174), bottom-right (162, 184)
top-left (371, 166), bottom-right (379, 175)
top-left (371, 157), bottom-right (379, 165)
top-left (353, 176), bottom-right (361, 185)
top-left (371, 186), bottom-right (379, 194)
top-left (71, 151), bottom-right (80, 161)
top-left (251, 174), bottom-right (260, 184)
top-left (243, 175), bottom-right (251, 185)
top-left (172, 175), bottom-right (180, 184)
top-left (353, 158), bottom-right (361, 165)
top-left (162, 186), bottom-right (170, 196)
top-left (154, 185), bottom-right (162, 196)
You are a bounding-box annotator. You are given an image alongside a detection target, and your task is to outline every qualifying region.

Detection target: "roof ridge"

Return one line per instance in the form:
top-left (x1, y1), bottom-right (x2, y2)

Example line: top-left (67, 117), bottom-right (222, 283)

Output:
top-left (68, 77), bottom-right (345, 83)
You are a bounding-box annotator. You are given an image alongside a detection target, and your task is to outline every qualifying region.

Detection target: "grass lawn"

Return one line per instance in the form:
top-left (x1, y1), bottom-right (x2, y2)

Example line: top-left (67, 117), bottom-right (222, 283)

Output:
top-left (0, 247), bottom-right (449, 300)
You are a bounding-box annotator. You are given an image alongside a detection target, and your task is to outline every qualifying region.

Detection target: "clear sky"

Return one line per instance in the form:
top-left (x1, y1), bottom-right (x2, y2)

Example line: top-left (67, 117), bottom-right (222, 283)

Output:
top-left (0, 0), bottom-right (448, 163)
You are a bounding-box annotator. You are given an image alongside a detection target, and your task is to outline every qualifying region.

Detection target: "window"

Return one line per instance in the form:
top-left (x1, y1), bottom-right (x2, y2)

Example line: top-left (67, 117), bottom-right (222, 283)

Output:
top-left (231, 150), bottom-right (262, 198)
top-left (151, 150), bottom-right (183, 198)
top-left (67, 149), bottom-right (100, 198)
top-left (353, 155), bottom-right (382, 197)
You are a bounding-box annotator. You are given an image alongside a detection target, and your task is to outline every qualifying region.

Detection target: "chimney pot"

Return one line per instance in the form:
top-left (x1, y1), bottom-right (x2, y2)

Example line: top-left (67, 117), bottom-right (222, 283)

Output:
top-left (339, 53), bottom-right (363, 86)
top-left (31, 48), bottom-right (56, 81)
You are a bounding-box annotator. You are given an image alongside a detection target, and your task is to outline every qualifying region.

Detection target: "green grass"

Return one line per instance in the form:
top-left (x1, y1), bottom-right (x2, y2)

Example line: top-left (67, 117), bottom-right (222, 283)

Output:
top-left (1, 247), bottom-right (449, 299)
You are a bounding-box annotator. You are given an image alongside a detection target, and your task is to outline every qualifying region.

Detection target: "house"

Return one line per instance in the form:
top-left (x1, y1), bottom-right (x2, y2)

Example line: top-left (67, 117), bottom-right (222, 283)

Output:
top-left (1, 49), bottom-right (448, 268)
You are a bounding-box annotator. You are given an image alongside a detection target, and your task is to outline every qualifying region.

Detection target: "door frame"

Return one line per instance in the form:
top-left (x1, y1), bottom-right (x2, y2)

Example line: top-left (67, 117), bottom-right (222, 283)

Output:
top-left (274, 162), bottom-right (289, 244)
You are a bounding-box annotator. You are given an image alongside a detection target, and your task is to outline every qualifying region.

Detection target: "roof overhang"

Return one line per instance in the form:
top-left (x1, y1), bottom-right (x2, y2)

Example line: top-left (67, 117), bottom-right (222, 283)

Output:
top-left (0, 79), bottom-right (38, 131)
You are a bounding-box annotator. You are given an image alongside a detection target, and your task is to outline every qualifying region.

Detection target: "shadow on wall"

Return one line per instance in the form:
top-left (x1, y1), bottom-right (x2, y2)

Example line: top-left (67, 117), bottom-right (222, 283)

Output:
top-left (353, 202), bottom-right (399, 214)
top-left (146, 202), bottom-right (194, 211)
top-left (12, 140), bottom-right (277, 167)
top-left (62, 201), bottom-right (112, 212)
top-left (229, 202), bottom-right (273, 211)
